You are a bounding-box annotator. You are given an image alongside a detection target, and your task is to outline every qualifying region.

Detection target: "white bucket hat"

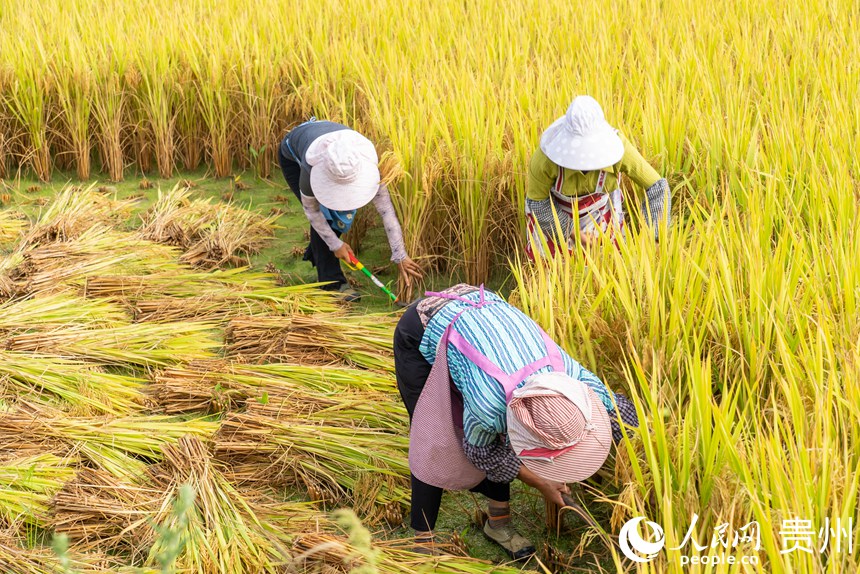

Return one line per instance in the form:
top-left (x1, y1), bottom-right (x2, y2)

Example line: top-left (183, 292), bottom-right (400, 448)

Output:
top-left (507, 371), bottom-right (612, 483)
top-left (305, 130), bottom-right (380, 211)
top-left (539, 96), bottom-right (625, 171)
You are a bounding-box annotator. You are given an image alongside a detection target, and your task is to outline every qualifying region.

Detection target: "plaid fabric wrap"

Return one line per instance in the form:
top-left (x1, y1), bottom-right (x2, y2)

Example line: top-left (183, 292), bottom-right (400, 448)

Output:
top-left (641, 178), bottom-right (671, 240)
top-left (609, 393), bottom-right (639, 443)
top-left (462, 438), bottom-right (521, 484)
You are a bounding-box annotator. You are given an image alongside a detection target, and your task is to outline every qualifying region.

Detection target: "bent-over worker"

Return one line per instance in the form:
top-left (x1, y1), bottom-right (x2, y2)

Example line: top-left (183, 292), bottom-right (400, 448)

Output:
top-left (278, 119), bottom-right (422, 301)
top-left (393, 283), bottom-right (639, 557)
top-left (526, 95), bottom-right (671, 258)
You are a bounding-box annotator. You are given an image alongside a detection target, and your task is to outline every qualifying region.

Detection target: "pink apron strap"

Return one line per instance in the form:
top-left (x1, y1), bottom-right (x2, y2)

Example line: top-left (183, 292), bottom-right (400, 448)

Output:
top-left (447, 328), bottom-right (510, 383)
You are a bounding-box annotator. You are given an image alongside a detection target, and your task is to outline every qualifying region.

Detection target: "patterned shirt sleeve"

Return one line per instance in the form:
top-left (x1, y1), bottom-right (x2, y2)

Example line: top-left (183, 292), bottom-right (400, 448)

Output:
top-left (300, 193), bottom-right (343, 252)
top-left (371, 184), bottom-right (409, 263)
top-left (462, 437), bottom-right (520, 484)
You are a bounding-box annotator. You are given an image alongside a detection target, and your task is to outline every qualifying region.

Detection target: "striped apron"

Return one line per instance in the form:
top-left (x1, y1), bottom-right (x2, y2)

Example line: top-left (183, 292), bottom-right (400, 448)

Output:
top-left (525, 166), bottom-right (625, 260)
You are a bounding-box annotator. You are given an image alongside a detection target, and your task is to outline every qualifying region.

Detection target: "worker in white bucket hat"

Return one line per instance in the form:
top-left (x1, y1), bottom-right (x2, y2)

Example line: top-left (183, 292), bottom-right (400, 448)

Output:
top-left (278, 119), bottom-right (423, 302)
top-left (525, 95), bottom-right (671, 259)
top-left (393, 283), bottom-right (640, 558)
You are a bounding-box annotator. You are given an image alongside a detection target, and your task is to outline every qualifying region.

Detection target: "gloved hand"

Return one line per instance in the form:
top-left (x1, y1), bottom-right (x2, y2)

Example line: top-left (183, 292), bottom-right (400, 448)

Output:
top-left (641, 178), bottom-right (671, 240)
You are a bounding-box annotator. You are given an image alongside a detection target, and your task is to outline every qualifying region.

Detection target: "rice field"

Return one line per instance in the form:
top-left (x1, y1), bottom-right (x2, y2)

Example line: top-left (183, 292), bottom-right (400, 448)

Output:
top-left (1, 0), bottom-right (859, 572)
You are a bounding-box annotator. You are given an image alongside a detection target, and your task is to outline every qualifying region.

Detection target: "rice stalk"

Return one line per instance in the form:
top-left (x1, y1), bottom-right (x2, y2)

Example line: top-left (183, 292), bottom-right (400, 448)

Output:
top-left (225, 313), bottom-right (396, 372)
top-left (0, 452), bottom-right (76, 527)
top-left (0, 351), bottom-right (146, 415)
top-left (0, 210), bottom-right (27, 248)
top-left (0, 226), bottom-right (183, 298)
top-left (2, 320), bottom-right (220, 367)
top-left (215, 402), bottom-right (409, 524)
top-left (145, 436), bottom-right (293, 574)
top-left (24, 184), bottom-right (136, 244)
top-left (150, 361), bottom-right (406, 429)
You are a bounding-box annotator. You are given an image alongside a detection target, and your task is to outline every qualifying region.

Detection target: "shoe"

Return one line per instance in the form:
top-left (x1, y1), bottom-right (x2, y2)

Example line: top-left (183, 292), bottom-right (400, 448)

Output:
top-left (482, 519), bottom-right (536, 560)
top-left (338, 283), bottom-right (362, 303)
top-left (412, 536), bottom-right (447, 556)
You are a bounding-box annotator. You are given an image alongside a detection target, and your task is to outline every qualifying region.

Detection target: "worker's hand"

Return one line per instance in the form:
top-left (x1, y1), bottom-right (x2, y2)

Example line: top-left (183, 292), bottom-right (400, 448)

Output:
top-left (333, 242), bottom-right (355, 263)
top-left (397, 257), bottom-right (423, 301)
top-left (538, 480), bottom-right (571, 507)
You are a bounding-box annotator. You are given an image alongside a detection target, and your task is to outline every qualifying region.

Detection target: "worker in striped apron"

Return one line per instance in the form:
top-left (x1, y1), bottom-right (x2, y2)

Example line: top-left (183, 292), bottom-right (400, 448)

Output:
top-left (393, 284), bottom-right (639, 557)
top-left (525, 96), bottom-right (672, 258)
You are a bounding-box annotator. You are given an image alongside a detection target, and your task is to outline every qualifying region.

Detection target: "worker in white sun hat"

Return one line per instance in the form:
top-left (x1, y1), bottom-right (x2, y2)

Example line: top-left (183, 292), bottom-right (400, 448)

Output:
top-left (525, 96), bottom-right (671, 259)
top-left (278, 119), bottom-right (423, 302)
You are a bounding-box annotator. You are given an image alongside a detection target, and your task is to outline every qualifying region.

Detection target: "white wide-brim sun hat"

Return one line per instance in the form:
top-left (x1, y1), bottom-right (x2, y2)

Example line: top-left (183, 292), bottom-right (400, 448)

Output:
top-left (507, 371), bottom-right (612, 483)
top-left (306, 130), bottom-right (380, 211)
top-left (539, 96), bottom-right (625, 171)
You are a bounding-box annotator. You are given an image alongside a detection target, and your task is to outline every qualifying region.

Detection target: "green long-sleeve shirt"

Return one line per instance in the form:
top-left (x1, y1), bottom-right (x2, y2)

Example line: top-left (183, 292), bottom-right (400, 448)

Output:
top-left (527, 132), bottom-right (662, 201)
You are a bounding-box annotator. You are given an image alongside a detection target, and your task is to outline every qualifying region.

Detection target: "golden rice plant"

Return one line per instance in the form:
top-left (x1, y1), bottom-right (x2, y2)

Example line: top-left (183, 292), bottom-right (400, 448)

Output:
top-left (511, 172), bottom-right (860, 572)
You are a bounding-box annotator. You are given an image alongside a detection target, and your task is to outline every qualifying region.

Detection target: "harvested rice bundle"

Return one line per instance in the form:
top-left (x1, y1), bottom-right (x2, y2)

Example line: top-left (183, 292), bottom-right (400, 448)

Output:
top-left (226, 313), bottom-right (396, 372)
top-left (139, 185), bottom-right (277, 269)
top-left (291, 531), bottom-right (526, 574)
top-left (138, 185), bottom-right (212, 246)
top-left (0, 210), bottom-right (27, 247)
top-left (3, 320), bottom-right (220, 367)
top-left (179, 207), bottom-right (278, 269)
top-left (150, 361), bottom-right (406, 430)
top-left (0, 531), bottom-right (116, 574)
top-left (49, 467), bottom-right (162, 555)
top-left (0, 294), bottom-right (129, 330)
top-left (0, 405), bottom-right (219, 479)
top-left (0, 226), bottom-right (183, 298)
top-left (85, 267), bottom-right (341, 319)
top-left (0, 352), bottom-right (146, 415)
top-left (0, 452), bottom-right (76, 527)
top-left (215, 403), bottom-right (408, 524)
top-left (84, 267), bottom-right (282, 299)
top-left (24, 184), bottom-right (136, 244)
top-left (145, 436), bottom-right (293, 574)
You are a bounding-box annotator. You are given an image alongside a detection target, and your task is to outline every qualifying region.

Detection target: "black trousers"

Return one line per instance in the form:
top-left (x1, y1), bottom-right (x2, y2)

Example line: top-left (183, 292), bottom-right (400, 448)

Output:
top-left (277, 146), bottom-right (347, 289)
top-left (394, 303), bottom-right (510, 531)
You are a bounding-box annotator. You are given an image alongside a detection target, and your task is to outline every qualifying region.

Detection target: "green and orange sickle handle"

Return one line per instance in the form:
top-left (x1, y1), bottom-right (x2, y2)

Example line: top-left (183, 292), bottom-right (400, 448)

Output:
top-left (347, 253), bottom-right (398, 303)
